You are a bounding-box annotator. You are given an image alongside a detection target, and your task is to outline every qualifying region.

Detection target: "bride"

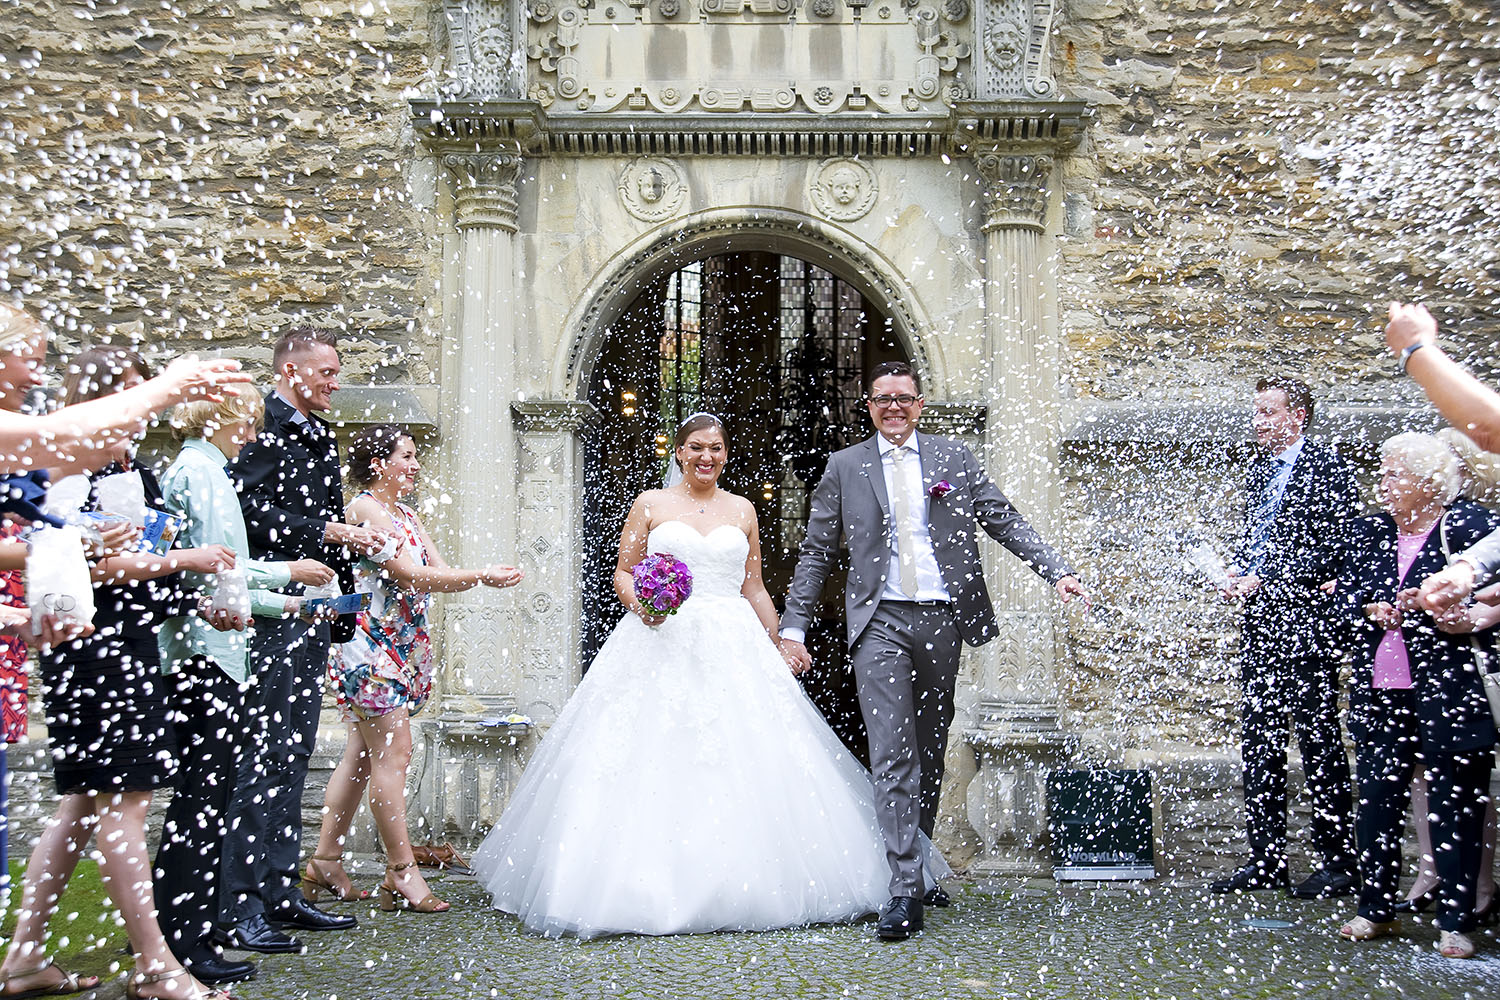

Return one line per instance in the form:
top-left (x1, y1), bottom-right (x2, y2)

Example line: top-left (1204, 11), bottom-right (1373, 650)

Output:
top-left (473, 412), bottom-right (946, 938)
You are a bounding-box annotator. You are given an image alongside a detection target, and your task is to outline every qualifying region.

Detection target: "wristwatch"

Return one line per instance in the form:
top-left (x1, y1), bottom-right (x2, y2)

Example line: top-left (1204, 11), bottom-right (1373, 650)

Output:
top-left (1399, 341), bottom-right (1427, 374)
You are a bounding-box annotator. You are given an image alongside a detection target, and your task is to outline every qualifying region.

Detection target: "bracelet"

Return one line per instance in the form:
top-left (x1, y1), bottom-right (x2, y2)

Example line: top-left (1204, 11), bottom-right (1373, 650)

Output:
top-left (1399, 341), bottom-right (1427, 374)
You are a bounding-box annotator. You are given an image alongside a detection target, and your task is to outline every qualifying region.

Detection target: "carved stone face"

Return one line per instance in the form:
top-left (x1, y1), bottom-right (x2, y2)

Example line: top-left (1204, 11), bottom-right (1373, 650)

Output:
top-left (639, 167), bottom-right (667, 203)
top-left (830, 167), bottom-right (861, 205)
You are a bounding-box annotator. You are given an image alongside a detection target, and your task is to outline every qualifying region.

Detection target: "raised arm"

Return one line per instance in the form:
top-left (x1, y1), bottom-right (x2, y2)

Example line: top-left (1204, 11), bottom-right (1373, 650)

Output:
top-left (346, 495), bottom-right (519, 594)
top-left (0, 357), bottom-right (249, 475)
top-left (1386, 302), bottom-right (1500, 452)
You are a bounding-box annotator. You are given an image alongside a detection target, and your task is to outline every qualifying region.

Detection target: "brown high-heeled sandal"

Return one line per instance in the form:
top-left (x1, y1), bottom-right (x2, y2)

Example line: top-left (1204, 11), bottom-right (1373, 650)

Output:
top-left (300, 853), bottom-right (371, 902)
top-left (377, 861), bottom-right (450, 913)
top-left (0, 959), bottom-right (100, 998)
top-left (125, 967), bottom-right (233, 1000)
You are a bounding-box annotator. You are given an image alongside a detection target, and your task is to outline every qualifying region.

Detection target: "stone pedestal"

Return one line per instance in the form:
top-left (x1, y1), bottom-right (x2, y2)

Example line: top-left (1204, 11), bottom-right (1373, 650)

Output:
top-left (965, 707), bottom-right (1074, 875)
top-left (411, 708), bottom-right (535, 847)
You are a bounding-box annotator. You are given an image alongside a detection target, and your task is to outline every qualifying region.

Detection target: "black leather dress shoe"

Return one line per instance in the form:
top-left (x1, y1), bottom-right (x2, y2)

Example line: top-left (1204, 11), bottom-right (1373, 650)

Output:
top-left (876, 896), bottom-right (924, 940)
top-left (1208, 863), bottom-right (1289, 894)
top-left (1289, 868), bottom-right (1358, 900)
top-left (1393, 887), bottom-right (1438, 914)
top-left (215, 914), bottom-right (304, 954)
top-left (183, 952), bottom-right (258, 985)
top-left (923, 885), bottom-right (951, 908)
top-left (270, 896), bottom-right (358, 932)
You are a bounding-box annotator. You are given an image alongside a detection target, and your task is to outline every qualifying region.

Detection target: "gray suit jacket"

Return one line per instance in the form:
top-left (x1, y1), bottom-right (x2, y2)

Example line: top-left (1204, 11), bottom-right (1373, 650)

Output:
top-left (782, 433), bottom-right (1075, 648)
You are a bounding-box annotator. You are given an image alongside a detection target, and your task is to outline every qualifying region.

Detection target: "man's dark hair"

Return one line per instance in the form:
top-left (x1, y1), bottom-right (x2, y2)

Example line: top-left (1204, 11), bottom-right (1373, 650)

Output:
top-left (867, 360), bottom-right (922, 396)
top-left (272, 326), bottom-right (339, 368)
top-left (1256, 375), bottom-right (1314, 428)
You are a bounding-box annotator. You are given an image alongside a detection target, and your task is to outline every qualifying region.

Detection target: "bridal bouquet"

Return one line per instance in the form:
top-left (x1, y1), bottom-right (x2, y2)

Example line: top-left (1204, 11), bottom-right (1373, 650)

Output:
top-left (632, 552), bottom-right (694, 615)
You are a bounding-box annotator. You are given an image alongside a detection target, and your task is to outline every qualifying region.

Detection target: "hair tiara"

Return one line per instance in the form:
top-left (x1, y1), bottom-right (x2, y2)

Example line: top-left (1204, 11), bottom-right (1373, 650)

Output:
top-left (677, 411), bottom-right (723, 430)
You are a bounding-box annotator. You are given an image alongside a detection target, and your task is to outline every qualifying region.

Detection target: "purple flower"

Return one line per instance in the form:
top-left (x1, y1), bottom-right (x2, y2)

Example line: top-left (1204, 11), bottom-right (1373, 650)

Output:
top-left (929, 480), bottom-right (954, 499)
top-left (632, 552), bottom-right (694, 615)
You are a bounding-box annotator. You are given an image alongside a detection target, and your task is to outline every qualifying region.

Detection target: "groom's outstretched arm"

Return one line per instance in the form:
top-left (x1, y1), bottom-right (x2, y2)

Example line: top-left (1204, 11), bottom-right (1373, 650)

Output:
top-left (964, 444), bottom-right (1076, 586)
top-left (780, 453), bottom-right (846, 639)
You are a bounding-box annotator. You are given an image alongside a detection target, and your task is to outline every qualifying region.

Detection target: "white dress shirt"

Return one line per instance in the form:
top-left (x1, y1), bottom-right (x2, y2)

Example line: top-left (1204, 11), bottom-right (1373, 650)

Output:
top-left (779, 431), bottom-right (954, 645)
top-left (877, 431), bottom-right (952, 604)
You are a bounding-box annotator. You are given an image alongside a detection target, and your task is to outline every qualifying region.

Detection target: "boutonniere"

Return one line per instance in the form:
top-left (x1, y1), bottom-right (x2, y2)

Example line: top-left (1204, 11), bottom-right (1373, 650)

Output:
top-left (928, 480), bottom-right (954, 499)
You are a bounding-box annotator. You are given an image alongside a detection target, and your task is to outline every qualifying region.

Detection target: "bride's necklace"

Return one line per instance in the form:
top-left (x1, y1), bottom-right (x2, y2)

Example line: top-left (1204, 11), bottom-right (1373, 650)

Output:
top-left (684, 486), bottom-right (717, 514)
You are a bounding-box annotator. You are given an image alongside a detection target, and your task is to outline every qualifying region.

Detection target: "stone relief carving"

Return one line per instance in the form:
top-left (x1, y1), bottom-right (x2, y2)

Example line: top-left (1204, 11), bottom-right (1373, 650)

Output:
top-left (617, 157), bottom-right (688, 221)
top-left (441, 0), bottom-right (521, 100)
top-left (521, 0), bottom-right (992, 115)
top-left (807, 158), bottom-right (877, 222)
top-left (976, 0), bottom-right (1057, 99)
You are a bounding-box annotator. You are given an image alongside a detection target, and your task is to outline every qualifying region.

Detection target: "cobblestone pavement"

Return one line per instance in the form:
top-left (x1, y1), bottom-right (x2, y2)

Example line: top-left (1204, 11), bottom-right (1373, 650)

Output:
top-left (186, 871), bottom-right (1499, 1000)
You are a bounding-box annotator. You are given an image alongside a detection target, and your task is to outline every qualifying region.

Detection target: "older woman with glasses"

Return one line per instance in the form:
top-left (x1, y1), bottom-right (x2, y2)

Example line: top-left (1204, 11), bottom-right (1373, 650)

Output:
top-left (1338, 431), bottom-right (1499, 959)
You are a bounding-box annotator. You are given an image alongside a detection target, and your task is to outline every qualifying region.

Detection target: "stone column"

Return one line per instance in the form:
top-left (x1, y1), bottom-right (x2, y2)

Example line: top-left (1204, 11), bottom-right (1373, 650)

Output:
top-left (437, 149), bottom-right (524, 716)
top-left (964, 151), bottom-right (1071, 875)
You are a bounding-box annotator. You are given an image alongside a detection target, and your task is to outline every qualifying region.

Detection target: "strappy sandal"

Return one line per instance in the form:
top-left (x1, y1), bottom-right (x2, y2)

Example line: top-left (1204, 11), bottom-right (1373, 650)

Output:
top-left (301, 853), bottom-right (371, 902)
top-left (377, 861), bottom-right (451, 913)
top-left (0, 960), bottom-right (100, 999)
top-left (1436, 930), bottom-right (1477, 959)
top-left (1339, 916), bottom-right (1397, 941)
top-left (125, 968), bottom-right (232, 1000)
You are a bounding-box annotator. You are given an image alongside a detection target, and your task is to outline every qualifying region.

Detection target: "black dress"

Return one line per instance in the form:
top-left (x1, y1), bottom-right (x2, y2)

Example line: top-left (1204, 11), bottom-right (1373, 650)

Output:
top-left (41, 463), bottom-right (189, 795)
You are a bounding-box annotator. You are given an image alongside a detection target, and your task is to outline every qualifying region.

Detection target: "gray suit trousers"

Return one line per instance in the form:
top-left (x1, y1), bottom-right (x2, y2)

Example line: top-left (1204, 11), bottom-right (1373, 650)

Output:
top-left (850, 600), bottom-right (963, 897)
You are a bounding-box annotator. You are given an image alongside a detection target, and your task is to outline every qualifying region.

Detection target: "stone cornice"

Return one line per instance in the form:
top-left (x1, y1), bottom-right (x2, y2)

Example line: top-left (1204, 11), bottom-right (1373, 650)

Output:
top-left (412, 100), bottom-right (1091, 159)
top-left (512, 399), bottom-right (601, 433)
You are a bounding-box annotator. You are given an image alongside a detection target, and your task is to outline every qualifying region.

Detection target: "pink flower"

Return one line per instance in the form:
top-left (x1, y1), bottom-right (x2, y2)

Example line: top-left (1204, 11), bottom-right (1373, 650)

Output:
top-left (928, 480), bottom-right (954, 499)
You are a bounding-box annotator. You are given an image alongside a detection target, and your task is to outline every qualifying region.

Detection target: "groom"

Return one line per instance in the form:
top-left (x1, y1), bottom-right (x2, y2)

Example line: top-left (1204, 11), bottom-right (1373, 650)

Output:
top-left (780, 361), bottom-right (1087, 940)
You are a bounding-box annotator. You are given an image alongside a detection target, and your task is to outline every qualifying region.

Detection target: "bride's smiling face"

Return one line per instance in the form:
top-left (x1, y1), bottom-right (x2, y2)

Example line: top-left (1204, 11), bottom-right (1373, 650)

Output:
top-left (676, 428), bottom-right (726, 488)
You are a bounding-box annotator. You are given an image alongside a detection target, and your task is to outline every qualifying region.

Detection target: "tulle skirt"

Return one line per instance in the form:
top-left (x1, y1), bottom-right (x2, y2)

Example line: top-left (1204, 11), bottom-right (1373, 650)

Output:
top-left (473, 592), bottom-right (945, 938)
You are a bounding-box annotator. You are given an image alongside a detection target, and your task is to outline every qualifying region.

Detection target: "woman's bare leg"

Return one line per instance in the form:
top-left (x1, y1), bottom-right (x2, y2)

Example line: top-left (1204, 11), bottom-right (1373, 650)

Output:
top-left (359, 708), bottom-right (442, 906)
top-left (0, 794), bottom-right (97, 985)
top-left (308, 723), bottom-right (372, 897)
top-left (1407, 775), bottom-right (1439, 900)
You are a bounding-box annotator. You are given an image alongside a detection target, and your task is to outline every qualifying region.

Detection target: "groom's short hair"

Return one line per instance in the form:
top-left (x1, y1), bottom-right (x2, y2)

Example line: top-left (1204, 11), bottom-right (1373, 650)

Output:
top-left (867, 361), bottom-right (921, 395)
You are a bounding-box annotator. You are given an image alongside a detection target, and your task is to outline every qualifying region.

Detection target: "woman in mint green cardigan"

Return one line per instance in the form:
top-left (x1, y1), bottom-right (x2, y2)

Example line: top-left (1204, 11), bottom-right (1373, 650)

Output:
top-left (152, 383), bottom-right (335, 979)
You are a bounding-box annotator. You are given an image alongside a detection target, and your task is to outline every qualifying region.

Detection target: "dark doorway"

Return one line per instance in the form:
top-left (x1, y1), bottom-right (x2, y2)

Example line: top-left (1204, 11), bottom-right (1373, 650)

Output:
top-left (581, 251), bottom-right (905, 765)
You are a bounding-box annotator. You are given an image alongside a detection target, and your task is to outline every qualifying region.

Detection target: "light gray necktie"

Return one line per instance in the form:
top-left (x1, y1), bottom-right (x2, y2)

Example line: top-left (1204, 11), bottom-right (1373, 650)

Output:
top-left (890, 446), bottom-right (918, 598)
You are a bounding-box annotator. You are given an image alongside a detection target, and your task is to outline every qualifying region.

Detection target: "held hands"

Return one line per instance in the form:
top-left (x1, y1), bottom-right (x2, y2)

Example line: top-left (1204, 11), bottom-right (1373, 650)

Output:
top-left (479, 564), bottom-right (524, 589)
top-left (1412, 561), bottom-right (1477, 614)
top-left (780, 638), bottom-right (813, 675)
top-left (28, 613), bottom-right (93, 650)
top-left (287, 558), bottom-right (336, 586)
top-left (1433, 603), bottom-right (1483, 635)
top-left (1364, 601), bottom-right (1403, 630)
top-left (1385, 302), bottom-right (1439, 358)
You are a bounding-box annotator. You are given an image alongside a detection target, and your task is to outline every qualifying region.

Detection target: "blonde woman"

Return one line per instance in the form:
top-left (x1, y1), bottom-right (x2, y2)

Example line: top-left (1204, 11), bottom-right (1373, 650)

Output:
top-left (152, 384), bottom-right (333, 985)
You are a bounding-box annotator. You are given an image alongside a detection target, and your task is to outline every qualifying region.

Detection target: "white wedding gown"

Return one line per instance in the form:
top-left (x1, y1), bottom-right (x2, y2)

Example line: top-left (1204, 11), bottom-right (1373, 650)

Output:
top-left (473, 519), bottom-right (947, 938)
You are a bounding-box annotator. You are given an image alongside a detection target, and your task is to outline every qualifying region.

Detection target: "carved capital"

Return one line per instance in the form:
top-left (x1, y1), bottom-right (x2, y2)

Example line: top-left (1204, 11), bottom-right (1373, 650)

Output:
top-left (442, 152), bottom-right (523, 231)
top-left (974, 152), bottom-right (1053, 232)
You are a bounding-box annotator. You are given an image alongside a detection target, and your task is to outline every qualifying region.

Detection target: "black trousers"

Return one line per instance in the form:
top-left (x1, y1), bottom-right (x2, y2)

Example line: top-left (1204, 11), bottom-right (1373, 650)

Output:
top-left (1240, 592), bottom-right (1356, 872)
top-left (154, 657), bottom-right (249, 961)
top-left (219, 617), bottom-right (328, 923)
top-left (1355, 688), bottom-right (1492, 932)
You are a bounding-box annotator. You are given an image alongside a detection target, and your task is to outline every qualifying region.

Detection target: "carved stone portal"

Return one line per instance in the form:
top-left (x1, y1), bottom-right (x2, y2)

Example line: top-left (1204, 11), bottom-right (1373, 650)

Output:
top-left (617, 157), bottom-right (688, 221)
top-left (807, 157), bottom-right (877, 222)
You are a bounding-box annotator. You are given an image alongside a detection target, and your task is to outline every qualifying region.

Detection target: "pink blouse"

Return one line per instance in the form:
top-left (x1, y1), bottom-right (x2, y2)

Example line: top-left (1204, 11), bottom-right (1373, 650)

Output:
top-left (1372, 526), bottom-right (1435, 689)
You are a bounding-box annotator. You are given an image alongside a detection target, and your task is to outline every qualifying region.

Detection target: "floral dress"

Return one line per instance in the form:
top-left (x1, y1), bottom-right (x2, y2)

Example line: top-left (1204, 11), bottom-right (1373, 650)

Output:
top-left (328, 496), bottom-right (434, 720)
top-left (0, 519), bottom-right (27, 744)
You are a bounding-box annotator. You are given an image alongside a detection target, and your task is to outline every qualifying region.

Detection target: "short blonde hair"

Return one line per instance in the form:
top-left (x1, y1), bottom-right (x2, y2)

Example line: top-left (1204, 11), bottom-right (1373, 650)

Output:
top-left (1381, 431), bottom-right (1462, 507)
top-left (170, 382), bottom-right (265, 442)
top-left (0, 303), bottom-right (46, 353)
top-left (1436, 427), bottom-right (1500, 503)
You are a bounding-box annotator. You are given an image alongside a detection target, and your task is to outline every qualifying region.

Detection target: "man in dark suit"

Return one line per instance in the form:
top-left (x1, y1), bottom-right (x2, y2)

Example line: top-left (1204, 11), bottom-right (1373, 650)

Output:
top-left (780, 361), bottom-right (1088, 940)
top-left (1214, 375), bottom-right (1358, 898)
top-left (217, 327), bottom-right (392, 953)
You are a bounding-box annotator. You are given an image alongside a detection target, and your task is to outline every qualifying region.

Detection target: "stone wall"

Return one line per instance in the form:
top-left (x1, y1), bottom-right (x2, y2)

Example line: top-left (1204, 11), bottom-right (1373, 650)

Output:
top-left (0, 0), bottom-right (443, 382)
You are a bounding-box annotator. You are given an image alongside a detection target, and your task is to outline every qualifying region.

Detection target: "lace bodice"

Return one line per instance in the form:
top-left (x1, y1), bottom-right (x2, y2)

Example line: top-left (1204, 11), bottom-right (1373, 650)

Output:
top-left (645, 520), bottom-right (749, 601)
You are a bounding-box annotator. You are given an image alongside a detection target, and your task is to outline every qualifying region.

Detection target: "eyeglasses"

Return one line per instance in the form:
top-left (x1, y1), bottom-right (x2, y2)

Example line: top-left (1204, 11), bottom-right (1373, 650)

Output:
top-left (868, 394), bottom-right (920, 408)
